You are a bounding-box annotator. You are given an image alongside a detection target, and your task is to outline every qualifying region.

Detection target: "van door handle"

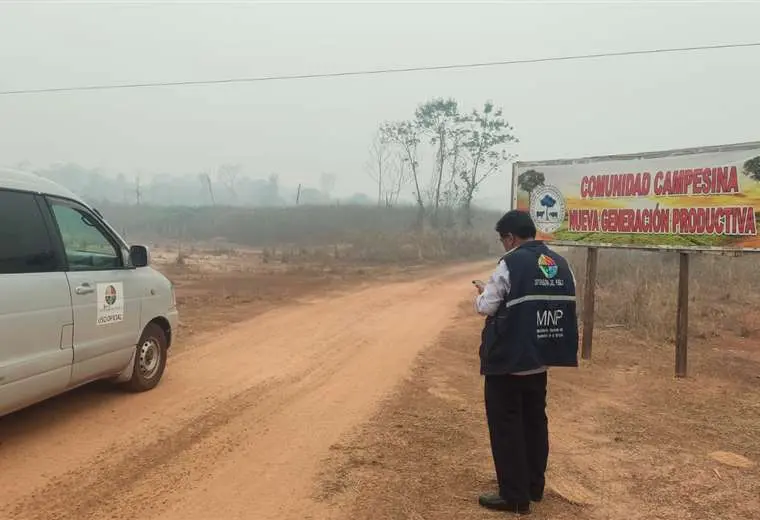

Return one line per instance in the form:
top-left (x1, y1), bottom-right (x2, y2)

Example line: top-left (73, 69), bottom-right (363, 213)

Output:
top-left (75, 284), bottom-right (94, 295)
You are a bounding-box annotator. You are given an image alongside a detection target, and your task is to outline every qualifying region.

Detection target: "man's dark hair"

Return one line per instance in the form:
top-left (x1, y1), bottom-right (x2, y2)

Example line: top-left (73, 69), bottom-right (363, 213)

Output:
top-left (495, 210), bottom-right (537, 239)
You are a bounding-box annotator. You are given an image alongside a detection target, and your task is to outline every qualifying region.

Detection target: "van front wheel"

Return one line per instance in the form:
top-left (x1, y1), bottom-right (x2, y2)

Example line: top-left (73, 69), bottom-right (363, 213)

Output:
top-left (124, 323), bottom-right (167, 392)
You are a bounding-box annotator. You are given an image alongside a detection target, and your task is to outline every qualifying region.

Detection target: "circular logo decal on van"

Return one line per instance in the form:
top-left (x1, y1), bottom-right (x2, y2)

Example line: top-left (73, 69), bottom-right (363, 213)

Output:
top-left (105, 285), bottom-right (118, 306)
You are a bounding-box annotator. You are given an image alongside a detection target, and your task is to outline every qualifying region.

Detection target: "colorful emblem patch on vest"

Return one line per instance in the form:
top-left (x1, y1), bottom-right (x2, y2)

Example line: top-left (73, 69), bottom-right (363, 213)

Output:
top-left (538, 254), bottom-right (558, 279)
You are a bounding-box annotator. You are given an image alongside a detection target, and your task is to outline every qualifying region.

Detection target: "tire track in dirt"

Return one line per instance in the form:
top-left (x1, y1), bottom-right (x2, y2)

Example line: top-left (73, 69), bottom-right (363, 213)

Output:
top-left (9, 378), bottom-right (290, 520)
top-left (1, 262), bottom-right (490, 520)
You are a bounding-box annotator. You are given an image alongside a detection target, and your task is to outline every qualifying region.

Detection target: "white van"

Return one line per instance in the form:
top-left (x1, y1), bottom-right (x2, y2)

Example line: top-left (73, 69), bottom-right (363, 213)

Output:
top-left (0, 168), bottom-right (178, 418)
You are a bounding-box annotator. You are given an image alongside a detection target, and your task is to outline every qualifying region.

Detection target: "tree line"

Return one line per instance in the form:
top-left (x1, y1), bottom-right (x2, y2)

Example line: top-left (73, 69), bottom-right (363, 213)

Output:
top-left (15, 162), bottom-right (367, 208)
top-left (12, 96), bottom-right (520, 215)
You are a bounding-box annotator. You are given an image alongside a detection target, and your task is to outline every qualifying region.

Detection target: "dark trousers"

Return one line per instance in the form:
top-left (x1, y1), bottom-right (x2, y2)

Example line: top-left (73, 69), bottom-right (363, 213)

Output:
top-left (484, 372), bottom-right (549, 503)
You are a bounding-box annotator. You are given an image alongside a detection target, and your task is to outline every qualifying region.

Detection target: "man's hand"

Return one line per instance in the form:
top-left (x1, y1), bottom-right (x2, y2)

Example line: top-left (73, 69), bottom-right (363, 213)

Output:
top-left (474, 261), bottom-right (509, 316)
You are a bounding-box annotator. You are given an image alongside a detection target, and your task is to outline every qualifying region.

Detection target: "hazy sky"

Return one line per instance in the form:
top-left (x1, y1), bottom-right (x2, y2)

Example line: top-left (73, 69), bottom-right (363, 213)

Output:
top-left (1, 0), bottom-right (759, 206)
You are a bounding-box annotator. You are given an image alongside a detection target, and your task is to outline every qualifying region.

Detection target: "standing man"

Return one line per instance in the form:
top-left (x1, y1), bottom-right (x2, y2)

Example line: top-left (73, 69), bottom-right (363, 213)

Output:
top-left (474, 210), bottom-right (579, 515)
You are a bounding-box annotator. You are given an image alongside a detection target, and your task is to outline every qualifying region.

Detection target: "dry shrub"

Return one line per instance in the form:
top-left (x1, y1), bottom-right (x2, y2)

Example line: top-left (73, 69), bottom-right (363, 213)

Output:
top-left (208, 247), bottom-right (237, 257)
top-left (100, 204), bottom-right (503, 249)
top-left (343, 230), bottom-right (496, 264)
top-left (175, 251), bottom-right (188, 266)
top-left (564, 248), bottom-right (760, 342)
top-left (249, 231), bottom-right (496, 266)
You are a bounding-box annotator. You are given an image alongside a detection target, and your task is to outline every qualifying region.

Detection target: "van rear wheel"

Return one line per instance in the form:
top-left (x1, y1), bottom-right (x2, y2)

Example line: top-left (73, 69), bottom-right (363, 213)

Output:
top-left (123, 323), bottom-right (167, 392)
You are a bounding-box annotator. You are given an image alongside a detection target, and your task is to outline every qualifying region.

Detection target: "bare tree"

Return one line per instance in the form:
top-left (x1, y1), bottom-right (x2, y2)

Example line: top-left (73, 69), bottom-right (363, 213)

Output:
top-left (380, 120), bottom-right (424, 227)
top-left (135, 176), bottom-right (142, 206)
top-left (266, 173), bottom-right (280, 205)
top-left (319, 172), bottom-right (337, 199)
top-left (199, 172), bottom-right (216, 206)
top-left (115, 173), bottom-right (128, 204)
top-left (367, 130), bottom-right (410, 208)
top-left (217, 163), bottom-right (242, 202)
top-left (384, 152), bottom-right (409, 207)
top-left (366, 130), bottom-right (391, 206)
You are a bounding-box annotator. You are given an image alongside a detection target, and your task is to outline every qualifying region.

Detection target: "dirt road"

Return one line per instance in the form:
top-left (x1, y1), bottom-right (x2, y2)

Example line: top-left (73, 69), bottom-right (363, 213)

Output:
top-left (0, 263), bottom-right (488, 520)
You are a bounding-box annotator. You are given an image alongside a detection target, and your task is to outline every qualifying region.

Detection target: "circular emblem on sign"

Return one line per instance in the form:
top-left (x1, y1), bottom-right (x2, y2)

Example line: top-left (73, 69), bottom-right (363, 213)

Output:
top-left (105, 285), bottom-right (118, 306)
top-left (529, 185), bottom-right (566, 234)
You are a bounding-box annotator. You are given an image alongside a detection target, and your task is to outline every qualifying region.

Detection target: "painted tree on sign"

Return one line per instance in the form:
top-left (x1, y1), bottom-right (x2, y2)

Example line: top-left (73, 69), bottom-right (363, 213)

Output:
top-left (537, 194), bottom-right (557, 219)
top-left (517, 169), bottom-right (545, 194)
top-left (743, 156), bottom-right (760, 182)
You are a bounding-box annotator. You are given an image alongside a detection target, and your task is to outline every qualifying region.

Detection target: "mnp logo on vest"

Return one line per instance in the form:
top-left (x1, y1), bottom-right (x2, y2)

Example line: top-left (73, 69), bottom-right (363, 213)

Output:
top-left (536, 308), bottom-right (566, 340)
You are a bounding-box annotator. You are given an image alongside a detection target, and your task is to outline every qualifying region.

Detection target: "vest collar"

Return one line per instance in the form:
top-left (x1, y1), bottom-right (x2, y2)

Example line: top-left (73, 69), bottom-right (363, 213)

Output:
top-left (500, 240), bottom-right (545, 262)
top-left (515, 240), bottom-right (546, 252)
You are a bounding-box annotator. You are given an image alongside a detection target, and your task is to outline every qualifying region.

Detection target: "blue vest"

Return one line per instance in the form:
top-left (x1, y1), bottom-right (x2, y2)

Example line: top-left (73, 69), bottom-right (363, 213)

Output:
top-left (479, 241), bottom-right (579, 375)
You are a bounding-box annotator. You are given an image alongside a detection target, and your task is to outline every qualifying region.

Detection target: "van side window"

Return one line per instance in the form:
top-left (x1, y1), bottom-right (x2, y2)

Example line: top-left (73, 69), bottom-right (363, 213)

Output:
top-left (0, 190), bottom-right (58, 274)
top-left (50, 203), bottom-right (122, 271)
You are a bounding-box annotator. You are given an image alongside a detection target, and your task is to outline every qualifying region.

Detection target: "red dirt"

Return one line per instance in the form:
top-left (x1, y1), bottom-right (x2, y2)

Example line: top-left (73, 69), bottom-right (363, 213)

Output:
top-left (0, 262), bottom-right (490, 520)
top-left (1, 257), bottom-right (758, 520)
top-left (320, 306), bottom-right (760, 520)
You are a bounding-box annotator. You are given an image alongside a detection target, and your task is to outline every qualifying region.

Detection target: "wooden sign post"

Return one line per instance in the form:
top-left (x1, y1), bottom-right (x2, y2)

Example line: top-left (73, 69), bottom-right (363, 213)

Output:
top-left (675, 252), bottom-right (690, 378)
top-left (581, 247), bottom-right (598, 360)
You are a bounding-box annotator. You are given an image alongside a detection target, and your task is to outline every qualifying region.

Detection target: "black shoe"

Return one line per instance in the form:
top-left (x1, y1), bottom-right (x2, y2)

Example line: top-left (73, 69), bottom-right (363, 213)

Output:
top-left (478, 493), bottom-right (531, 514)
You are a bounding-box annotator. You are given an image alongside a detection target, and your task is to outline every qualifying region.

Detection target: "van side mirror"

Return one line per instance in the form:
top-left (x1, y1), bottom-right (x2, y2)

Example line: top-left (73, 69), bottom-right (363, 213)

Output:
top-left (129, 245), bottom-right (150, 268)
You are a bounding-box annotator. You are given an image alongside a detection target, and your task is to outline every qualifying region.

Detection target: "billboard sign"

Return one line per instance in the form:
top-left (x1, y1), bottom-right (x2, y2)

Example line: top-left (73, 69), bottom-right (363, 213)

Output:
top-left (512, 141), bottom-right (760, 251)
